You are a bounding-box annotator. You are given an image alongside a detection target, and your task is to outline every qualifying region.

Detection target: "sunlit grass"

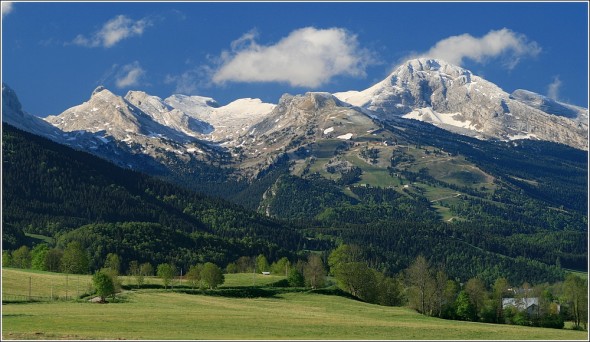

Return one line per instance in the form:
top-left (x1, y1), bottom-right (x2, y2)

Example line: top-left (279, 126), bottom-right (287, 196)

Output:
top-left (2, 291), bottom-right (587, 340)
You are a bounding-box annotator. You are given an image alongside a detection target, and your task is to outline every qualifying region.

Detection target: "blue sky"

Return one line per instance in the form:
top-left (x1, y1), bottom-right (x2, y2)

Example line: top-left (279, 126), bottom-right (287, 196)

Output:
top-left (2, 1), bottom-right (588, 117)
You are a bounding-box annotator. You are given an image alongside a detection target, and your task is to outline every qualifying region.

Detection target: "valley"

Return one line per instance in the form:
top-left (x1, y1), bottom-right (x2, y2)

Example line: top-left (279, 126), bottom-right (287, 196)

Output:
top-left (2, 268), bottom-right (588, 340)
top-left (2, 56), bottom-right (588, 338)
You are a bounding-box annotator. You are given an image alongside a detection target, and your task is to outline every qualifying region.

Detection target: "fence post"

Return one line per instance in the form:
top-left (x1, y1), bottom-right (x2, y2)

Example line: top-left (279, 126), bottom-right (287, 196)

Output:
top-left (29, 276), bottom-right (32, 301)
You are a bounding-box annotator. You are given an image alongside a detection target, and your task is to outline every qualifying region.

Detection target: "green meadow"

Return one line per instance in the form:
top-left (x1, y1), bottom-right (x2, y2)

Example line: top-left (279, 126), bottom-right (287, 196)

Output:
top-left (2, 268), bottom-right (588, 340)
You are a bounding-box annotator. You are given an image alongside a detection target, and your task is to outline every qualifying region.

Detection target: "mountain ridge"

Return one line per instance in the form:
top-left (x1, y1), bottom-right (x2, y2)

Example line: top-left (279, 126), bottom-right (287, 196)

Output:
top-left (334, 58), bottom-right (588, 150)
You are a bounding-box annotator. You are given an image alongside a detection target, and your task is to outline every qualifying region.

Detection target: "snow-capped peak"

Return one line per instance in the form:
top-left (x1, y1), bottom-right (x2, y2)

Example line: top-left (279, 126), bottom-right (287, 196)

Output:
top-left (399, 58), bottom-right (471, 77)
top-left (164, 94), bottom-right (220, 111)
top-left (334, 58), bottom-right (587, 150)
top-left (125, 91), bottom-right (172, 114)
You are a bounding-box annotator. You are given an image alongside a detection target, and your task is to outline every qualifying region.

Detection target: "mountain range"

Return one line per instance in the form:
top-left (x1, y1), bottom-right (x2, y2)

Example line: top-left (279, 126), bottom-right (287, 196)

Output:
top-left (3, 59), bottom-right (588, 179)
top-left (2, 58), bottom-right (588, 284)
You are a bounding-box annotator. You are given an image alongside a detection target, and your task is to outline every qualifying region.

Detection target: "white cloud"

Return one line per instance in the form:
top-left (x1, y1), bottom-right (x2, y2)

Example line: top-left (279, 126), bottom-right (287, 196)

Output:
top-left (212, 27), bottom-right (375, 88)
top-left (415, 28), bottom-right (541, 69)
top-left (164, 65), bottom-right (213, 95)
top-left (115, 62), bottom-right (145, 88)
top-left (547, 76), bottom-right (562, 100)
top-left (72, 15), bottom-right (151, 48)
top-left (2, 2), bottom-right (14, 18)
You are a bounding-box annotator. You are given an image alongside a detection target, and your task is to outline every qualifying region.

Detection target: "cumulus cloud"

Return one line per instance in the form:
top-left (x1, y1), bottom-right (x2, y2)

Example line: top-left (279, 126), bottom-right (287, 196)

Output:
top-left (547, 76), bottom-right (562, 100)
top-left (211, 27), bottom-right (375, 88)
top-left (72, 15), bottom-right (152, 48)
top-left (2, 2), bottom-right (14, 18)
top-left (414, 28), bottom-right (541, 69)
top-left (115, 62), bottom-right (145, 88)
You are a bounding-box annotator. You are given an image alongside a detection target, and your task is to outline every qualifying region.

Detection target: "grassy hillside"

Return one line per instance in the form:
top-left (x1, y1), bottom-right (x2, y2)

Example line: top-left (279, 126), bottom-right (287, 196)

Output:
top-left (3, 290), bottom-right (588, 340)
top-left (1, 268), bottom-right (285, 301)
top-left (3, 268), bottom-right (587, 340)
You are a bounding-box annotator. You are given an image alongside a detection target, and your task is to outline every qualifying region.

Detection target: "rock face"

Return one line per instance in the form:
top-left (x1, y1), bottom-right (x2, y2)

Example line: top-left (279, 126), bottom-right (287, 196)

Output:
top-left (232, 92), bottom-right (379, 175)
top-left (334, 58), bottom-right (588, 150)
top-left (45, 87), bottom-right (193, 143)
top-left (509, 89), bottom-right (587, 120)
top-left (2, 83), bottom-right (65, 141)
top-left (124, 91), bottom-right (214, 136)
top-left (3, 57), bottom-right (587, 185)
top-left (42, 86), bottom-right (228, 174)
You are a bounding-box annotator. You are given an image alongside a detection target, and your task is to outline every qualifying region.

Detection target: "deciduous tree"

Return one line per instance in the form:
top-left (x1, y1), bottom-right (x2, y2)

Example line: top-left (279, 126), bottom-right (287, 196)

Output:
top-left (61, 241), bottom-right (89, 274)
top-left (201, 262), bottom-right (224, 289)
top-left (333, 261), bottom-right (376, 302)
top-left (140, 262), bottom-right (154, 277)
top-left (492, 277), bottom-right (510, 323)
top-left (157, 263), bottom-right (176, 290)
top-left (256, 254), bottom-right (269, 273)
top-left (464, 277), bottom-right (487, 320)
top-left (271, 257), bottom-right (291, 276)
top-left (563, 274), bottom-right (588, 329)
top-left (31, 244), bottom-right (49, 270)
top-left (186, 264), bottom-right (203, 289)
top-left (104, 253), bottom-right (121, 275)
top-left (455, 290), bottom-right (476, 321)
top-left (93, 270), bottom-right (115, 302)
top-left (2, 250), bottom-right (12, 267)
top-left (44, 248), bottom-right (63, 272)
top-left (128, 260), bottom-right (142, 288)
top-left (405, 255), bottom-right (434, 315)
top-left (11, 245), bottom-right (31, 269)
top-left (303, 254), bottom-right (326, 289)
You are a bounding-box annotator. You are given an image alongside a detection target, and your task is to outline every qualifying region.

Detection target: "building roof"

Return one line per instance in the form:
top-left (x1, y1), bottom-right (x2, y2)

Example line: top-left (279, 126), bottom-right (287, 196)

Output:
top-left (502, 297), bottom-right (539, 310)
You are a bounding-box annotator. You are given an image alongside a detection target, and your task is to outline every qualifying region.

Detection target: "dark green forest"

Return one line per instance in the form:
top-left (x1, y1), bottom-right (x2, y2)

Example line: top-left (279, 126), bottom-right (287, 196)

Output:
top-left (2, 125), bottom-right (303, 270)
top-left (2, 122), bottom-right (587, 286)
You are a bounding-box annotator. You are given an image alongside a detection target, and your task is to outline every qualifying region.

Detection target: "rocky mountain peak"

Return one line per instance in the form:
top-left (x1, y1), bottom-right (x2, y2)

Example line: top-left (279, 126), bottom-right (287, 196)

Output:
top-left (92, 85), bottom-right (107, 96)
top-left (125, 91), bottom-right (172, 114)
top-left (2, 83), bottom-right (66, 141)
top-left (2, 82), bottom-right (23, 113)
top-left (399, 58), bottom-right (471, 77)
top-left (334, 58), bottom-right (587, 150)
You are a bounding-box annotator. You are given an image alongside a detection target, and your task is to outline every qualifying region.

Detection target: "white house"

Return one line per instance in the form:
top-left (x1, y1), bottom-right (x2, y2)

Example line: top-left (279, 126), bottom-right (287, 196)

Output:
top-left (502, 297), bottom-right (544, 315)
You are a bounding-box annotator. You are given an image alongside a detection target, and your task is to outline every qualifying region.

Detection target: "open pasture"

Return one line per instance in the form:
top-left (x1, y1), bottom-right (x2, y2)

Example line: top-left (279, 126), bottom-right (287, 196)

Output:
top-left (3, 290), bottom-right (588, 340)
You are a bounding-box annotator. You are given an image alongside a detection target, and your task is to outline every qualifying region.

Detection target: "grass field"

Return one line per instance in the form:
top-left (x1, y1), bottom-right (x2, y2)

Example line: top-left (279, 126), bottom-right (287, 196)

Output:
top-left (3, 290), bottom-right (588, 340)
top-left (1, 268), bottom-right (286, 301)
top-left (3, 268), bottom-right (588, 340)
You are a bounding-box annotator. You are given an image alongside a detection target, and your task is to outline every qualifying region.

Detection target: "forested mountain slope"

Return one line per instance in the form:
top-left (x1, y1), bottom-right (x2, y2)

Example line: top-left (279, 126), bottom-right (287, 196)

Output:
top-left (3, 122), bottom-right (586, 285)
top-left (2, 124), bottom-right (305, 270)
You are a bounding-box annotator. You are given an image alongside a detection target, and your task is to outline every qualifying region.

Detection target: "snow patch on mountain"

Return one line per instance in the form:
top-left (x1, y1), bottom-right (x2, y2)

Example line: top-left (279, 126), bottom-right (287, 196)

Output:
top-left (334, 58), bottom-right (588, 150)
top-left (403, 107), bottom-right (483, 132)
top-left (161, 95), bottom-right (275, 143)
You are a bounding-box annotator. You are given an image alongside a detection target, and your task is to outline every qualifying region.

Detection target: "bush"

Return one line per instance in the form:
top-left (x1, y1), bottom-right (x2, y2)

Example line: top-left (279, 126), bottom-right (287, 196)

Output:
top-left (270, 279), bottom-right (290, 288)
top-left (539, 313), bottom-right (564, 329)
top-left (287, 269), bottom-right (305, 287)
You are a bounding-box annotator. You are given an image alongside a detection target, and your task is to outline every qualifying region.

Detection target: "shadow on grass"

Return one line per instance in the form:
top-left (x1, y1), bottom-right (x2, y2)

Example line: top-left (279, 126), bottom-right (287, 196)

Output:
top-left (121, 282), bottom-right (363, 302)
top-left (177, 287), bottom-right (281, 298)
top-left (308, 287), bottom-right (363, 302)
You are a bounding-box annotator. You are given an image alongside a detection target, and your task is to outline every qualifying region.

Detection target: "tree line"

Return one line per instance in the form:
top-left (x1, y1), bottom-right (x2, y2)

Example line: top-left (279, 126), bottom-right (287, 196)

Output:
top-left (4, 240), bottom-right (587, 331)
